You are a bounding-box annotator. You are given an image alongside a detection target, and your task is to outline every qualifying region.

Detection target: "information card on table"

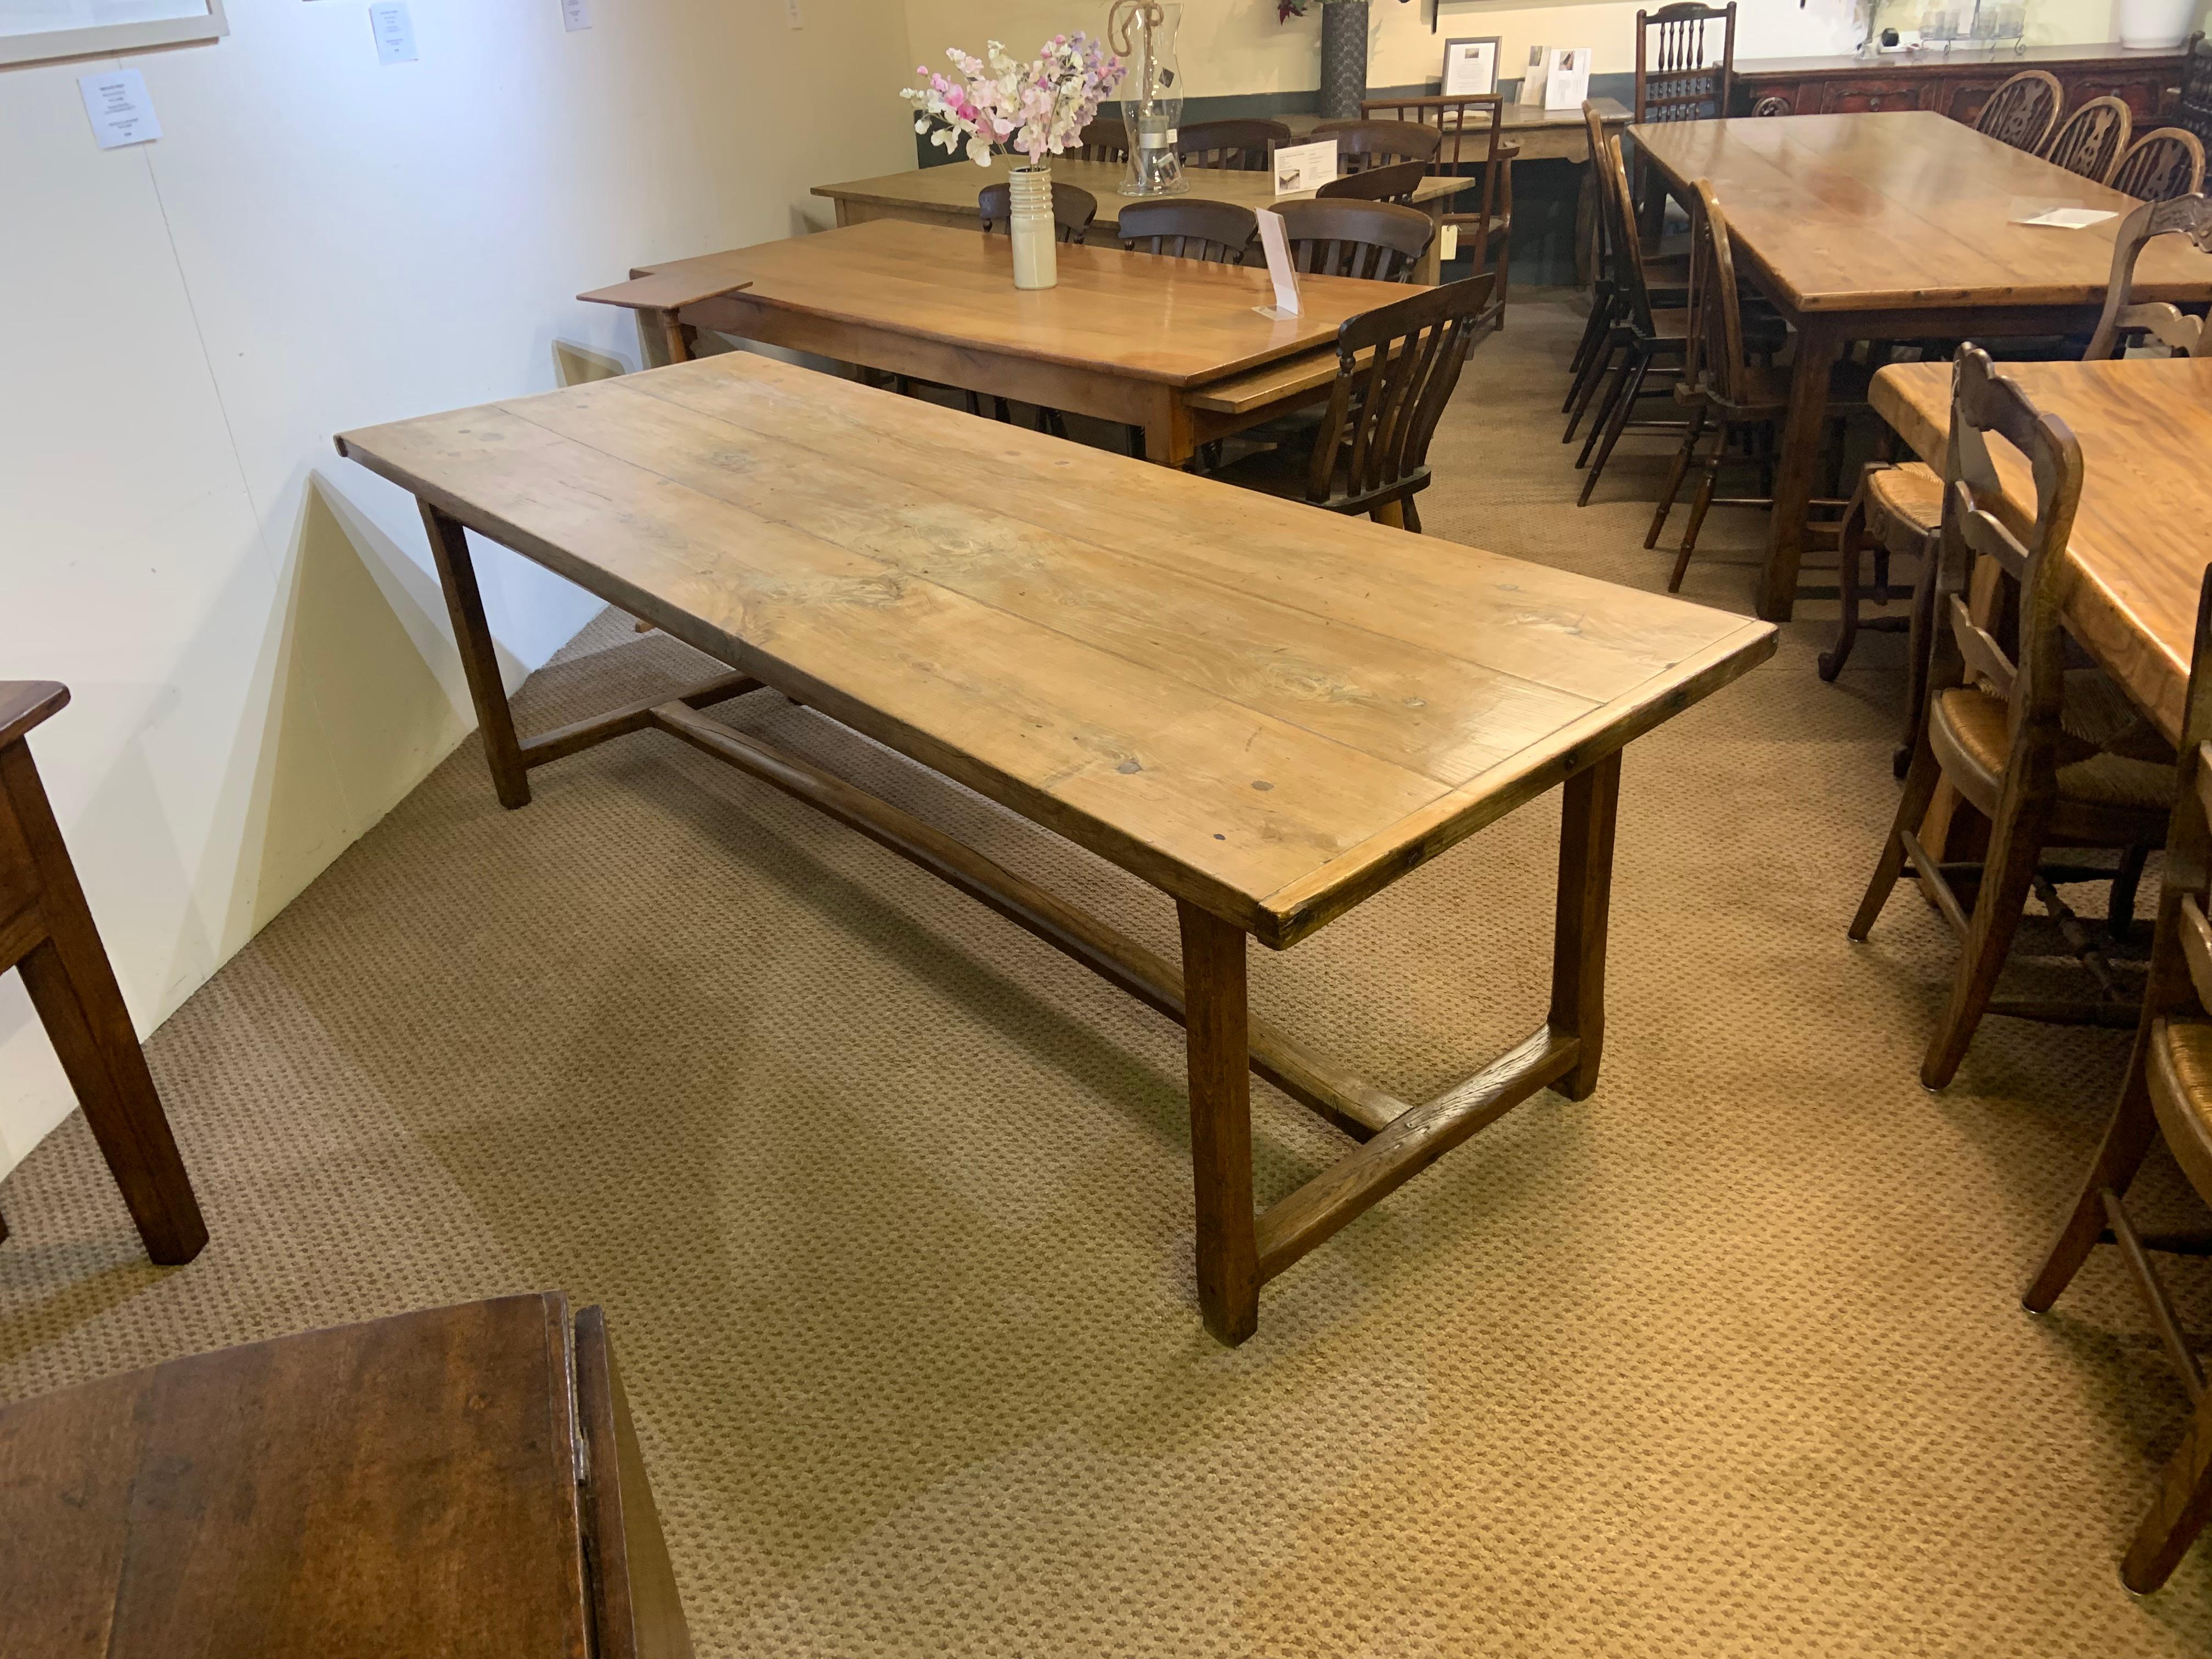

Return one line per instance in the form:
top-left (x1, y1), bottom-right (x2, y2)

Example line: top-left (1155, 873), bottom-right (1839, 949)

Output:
top-left (1254, 208), bottom-right (1302, 319)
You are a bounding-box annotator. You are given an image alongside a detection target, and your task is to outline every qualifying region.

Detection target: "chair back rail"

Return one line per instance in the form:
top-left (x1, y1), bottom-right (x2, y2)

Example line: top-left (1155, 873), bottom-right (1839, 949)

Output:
top-left (2086, 193), bottom-right (2212, 357)
top-left (1359, 94), bottom-right (1512, 274)
top-left (2043, 94), bottom-right (2133, 184)
top-left (1076, 119), bottom-right (1131, 165)
top-left (978, 181), bottom-right (1098, 244)
top-left (1974, 70), bottom-right (2064, 153)
top-left (1116, 198), bottom-right (1259, 263)
top-left (1312, 119), bottom-right (1443, 172)
top-left (1273, 198), bottom-right (1436, 283)
top-left (1178, 119), bottom-right (1291, 172)
top-left (1684, 179), bottom-right (1751, 408)
top-left (2112, 127), bottom-right (2207, 201)
top-left (1316, 159), bottom-right (1429, 205)
top-left (1634, 2), bottom-right (1737, 123)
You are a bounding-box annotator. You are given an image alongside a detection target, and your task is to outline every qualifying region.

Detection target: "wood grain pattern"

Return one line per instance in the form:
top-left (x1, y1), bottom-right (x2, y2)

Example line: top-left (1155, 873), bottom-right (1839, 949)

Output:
top-left (1630, 111), bottom-right (2212, 313)
top-left (1870, 356), bottom-right (2212, 746)
top-left (335, 349), bottom-right (1774, 949)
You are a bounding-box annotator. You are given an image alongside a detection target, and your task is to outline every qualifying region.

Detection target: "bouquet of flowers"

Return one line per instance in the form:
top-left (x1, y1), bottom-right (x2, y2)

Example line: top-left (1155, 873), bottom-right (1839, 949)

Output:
top-left (902, 33), bottom-right (1125, 168)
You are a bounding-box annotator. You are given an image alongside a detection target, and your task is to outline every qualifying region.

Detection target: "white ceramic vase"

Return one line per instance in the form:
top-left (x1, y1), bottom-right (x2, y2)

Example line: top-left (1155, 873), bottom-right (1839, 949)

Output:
top-left (1008, 165), bottom-right (1057, 290)
top-left (2118, 0), bottom-right (2195, 50)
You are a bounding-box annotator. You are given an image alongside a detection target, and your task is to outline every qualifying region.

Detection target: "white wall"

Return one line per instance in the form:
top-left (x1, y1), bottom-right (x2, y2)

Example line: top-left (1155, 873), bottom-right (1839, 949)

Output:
top-left (0, 0), bottom-right (913, 1175)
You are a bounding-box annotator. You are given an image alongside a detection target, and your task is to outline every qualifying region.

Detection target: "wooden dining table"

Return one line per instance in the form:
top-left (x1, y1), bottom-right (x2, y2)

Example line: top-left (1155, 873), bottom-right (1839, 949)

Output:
top-left (1871, 356), bottom-right (2212, 745)
top-left (1631, 111), bottom-right (2212, 624)
top-left (582, 218), bottom-right (1414, 466)
top-left (335, 349), bottom-right (1775, 1345)
top-left (812, 153), bottom-right (1476, 284)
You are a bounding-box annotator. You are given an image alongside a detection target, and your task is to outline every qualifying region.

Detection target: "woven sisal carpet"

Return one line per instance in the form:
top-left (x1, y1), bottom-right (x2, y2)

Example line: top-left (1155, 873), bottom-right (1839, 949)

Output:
top-left (6, 296), bottom-right (2212, 1656)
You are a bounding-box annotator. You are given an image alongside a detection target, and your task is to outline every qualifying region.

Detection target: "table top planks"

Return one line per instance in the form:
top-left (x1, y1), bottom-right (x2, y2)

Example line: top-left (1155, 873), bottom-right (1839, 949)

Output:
top-left (1871, 357), bottom-right (2212, 747)
top-left (336, 352), bottom-right (1773, 947)
top-left (1630, 111), bottom-right (2212, 313)
top-left (813, 153), bottom-right (1474, 227)
top-left (650, 219), bottom-right (1410, 388)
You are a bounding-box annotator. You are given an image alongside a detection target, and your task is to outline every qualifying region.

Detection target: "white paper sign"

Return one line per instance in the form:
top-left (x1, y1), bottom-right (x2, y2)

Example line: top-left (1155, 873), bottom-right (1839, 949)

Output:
top-left (1271, 139), bottom-right (1337, 196)
top-left (370, 2), bottom-right (416, 63)
top-left (1254, 207), bottom-right (1302, 318)
top-left (1516, 45), bottom-right (1548, 108)
top-left (2013, 206), bottom-right (2118, 229)
top-left (561, 0), bottom-right (591, 27)
top-left (78, 68), bottom-right (161, 148)
top-left (1543, 47), bottom-right (1593, 112)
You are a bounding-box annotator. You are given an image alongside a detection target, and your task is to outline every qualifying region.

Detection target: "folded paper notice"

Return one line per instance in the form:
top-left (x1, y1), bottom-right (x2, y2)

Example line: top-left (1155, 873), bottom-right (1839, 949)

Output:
top-left (1254, 207), bottom-right (1302, 318)
top-left (2011, 205), bottom-right (2119, 229)
top-left (1271, 139), bottom-right (1338, 196)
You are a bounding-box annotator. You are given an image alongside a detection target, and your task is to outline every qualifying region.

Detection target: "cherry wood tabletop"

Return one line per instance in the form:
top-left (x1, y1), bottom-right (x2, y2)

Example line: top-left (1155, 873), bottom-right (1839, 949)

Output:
top-left (661, 218), bottom-right (1406, 388)
top-left (336, 350), bottom-right (1773, 948)
top-left (1630, 111), bottom-right (2212, 314)
top-left (1871, 356), bottom-right (2212, 746)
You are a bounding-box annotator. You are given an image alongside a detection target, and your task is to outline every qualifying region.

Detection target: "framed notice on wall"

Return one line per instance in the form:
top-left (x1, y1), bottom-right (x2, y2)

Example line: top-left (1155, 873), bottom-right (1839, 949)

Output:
top-left (1441, 37), bottom-right (1499, 97)
top-left (1, 0), bottom-right (228, 70)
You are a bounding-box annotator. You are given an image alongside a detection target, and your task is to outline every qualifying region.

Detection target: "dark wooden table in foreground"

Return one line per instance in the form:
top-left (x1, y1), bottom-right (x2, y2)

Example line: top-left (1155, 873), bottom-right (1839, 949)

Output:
top-left (336, 353), bottom-right (1774, 1344)
top-left (0, 1293), bottom-right (691, 1659)
top-left (1632, 111), bottom-right (2212, 624)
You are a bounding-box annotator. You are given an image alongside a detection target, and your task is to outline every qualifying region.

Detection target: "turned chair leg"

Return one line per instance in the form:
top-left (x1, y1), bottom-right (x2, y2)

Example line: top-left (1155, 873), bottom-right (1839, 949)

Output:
top-left (1645, 403), bottom-right (1707, 551)
top-left (1578, 351), bottom-right (1650, 506)
top-left (1668, 439), bottom-right (1722, 594)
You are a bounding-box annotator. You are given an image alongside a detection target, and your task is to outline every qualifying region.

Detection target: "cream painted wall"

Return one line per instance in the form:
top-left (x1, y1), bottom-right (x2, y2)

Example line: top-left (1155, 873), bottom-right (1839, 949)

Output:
top-left (901, 0), bottom-right (2145, 100)
top-left (0, 0), bottom-right (912, 1175)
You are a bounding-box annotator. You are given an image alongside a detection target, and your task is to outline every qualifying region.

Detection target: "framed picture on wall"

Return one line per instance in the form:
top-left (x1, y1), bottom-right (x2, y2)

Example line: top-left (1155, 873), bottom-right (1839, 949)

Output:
top-left (1, 0), bottom-right (228, 70)
top-left (1441, 36), bottom-right (1500, 97)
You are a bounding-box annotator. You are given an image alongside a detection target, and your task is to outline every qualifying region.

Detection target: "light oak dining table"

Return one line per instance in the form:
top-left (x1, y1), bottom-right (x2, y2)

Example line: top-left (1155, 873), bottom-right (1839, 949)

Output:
top-left (335, 349), bottom-right (1774, 1344)
top-left (582, 218), bottom-right (1414, 467)
top-left (1870, 356), bottom-right (2212, 745)
top-left (1632, 111), bottom-right (2212, 624)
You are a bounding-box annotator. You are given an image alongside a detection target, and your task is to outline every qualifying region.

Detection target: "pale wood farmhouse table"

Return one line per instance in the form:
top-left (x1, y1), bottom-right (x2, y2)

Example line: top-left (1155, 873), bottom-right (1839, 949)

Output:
top-left (1632, 111), bottom-right (2212, 624)
top-left (336, 352), bottom-right (1774, 1343)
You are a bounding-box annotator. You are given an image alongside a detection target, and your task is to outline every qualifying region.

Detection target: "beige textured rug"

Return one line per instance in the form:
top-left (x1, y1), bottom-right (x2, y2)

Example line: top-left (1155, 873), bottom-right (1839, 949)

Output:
top-left (7, 296), bottom-right (2212, 1656)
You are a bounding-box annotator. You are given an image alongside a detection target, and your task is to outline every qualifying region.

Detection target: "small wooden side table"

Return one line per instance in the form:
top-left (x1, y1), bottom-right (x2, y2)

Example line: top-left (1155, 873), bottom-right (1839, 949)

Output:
top-left (0, 681), bottom-right (205, 1262)
top-left (0, 1293), bottom-right (695, 1659)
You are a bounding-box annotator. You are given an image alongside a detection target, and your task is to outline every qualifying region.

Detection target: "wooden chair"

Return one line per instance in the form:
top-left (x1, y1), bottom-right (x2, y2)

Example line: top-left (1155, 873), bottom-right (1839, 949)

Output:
top-left (1178, 118), bottom-right (1290, 172)
top-left (1211, 275), bottom-right (1495, 530)
top-left (1975, 70), bottom-right (2064, 153)
top-left (1647, 179), bottom-right (1862, 588)
top-left (2042, 94), bottom-right (2133, 185)
top-left (1574, 132), bottom-right (1692, 506)
top-left (2171, 32), bottom-right (2212, 152)
top-left (1076, 118), bottom-right (1131, 165)
top-left (1312, 118), bottom-right (1442, 172)
top-left (1634, 2), bottom-right (1737, 123)
top-left (978, 180), bottom-right (1097, 243)
top-left (1116, 198), bottom-right (1258, 262)
top-left (2023, 569), bottom-right (2212, 1594)
top-left (2085, 193), bottom-right (2212, 358)
top-left (0, 681), bottom-right (206, 1263)
top-left (1273, 197), bottom-right (1435, 283)
top-left (1850, 347), bottom-right (2174, 1090)
top-left (2112, 127), bottom-right (2207, 201)
top-left (1316, 159), bottom-right (1428, 205)
top-left (1362, 93), bottom-right (1517, 328)
top-left (1565, 100), bottom-right (1689, 437)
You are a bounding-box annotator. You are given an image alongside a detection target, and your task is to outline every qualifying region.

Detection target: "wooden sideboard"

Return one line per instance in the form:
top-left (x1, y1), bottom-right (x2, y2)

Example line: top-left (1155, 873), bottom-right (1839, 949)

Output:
top-left (1726, 41), bottom-right (2185, 123)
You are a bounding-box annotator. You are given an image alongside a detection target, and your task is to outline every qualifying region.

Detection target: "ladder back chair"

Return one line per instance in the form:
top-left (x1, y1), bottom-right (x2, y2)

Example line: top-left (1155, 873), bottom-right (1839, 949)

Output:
top-left (2085, 193), bottom-right (2212, 358)
top-left (1648, 179), bottom-right (1861, 589)
top-left (1850, 347), bottom-right (2174, 1090)
top-left (978, 180), bottom-right (1098, 242)
top-left (2112, 127), bottom-right (2208, 202)
top-left (1177, 118), bottom-right (1290, 172)
top-left (1975, 69), bottom-right (2064, 153)
top-left (1076, 118), bottom-right (1131, 165)
top-left (2024, 569), bottom-right (2212, 1594)
top-left (1575, 132), bottom-right (1692, 506)
top-left (1272, 197), bottom-right (1435, 283)
top-left (1312, 118), bottom-right (1443, 172)
top-left (1115, 198), bottom-right (1259, 263)
top-left (1362, 93), bottom-right (1517, 327)
top-left (2042, 94), bottom-right (2134, 185)
top-left (1212, 274), bottom-right (1496, 531)
top-left (1316, 159), bottom-right (1429, 205)
top-left (2174, 32), bottom-right (2212, 151)
top-left (1633, 2), bottom-right (1737, 123)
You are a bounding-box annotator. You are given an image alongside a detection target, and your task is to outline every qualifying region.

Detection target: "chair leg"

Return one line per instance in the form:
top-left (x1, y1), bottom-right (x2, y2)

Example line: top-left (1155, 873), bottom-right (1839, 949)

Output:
top-left (1578, 349), bottom-right (1649, 506)
top-left (1567, 286), bottom-right (1612, 391)
top-left (1896, 539), bottom-right (1941, 779)
top-left (1577, 345), bottom-right (1641, 473)
top-left (2023, 1047), bottom-right (2159, 1314)
top-left (1850, 732), bottom-right (1945, 941)
top-left (1402, 494), bottom-right (1423, 535)
top-left (1921, 781), bottom-right (2054, 1090)
top-left (2111, 842), bottom-right (2152, 944)
top-left (1565, 339), bottom-right (1622, 446)
top-left (1819, 490), bottom-right (1874, 682)
top-left (2125, 1378), bottom-right (2212, 1593)
top-left (1645, 403), bottom-right (1707, 550)
top-left (1667, 441), bottom-right (1721, 592)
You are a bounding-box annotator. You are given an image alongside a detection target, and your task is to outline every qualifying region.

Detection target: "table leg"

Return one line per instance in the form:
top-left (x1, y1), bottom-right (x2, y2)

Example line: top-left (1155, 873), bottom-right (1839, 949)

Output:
top-left (1548, 751), bottom-right (1620, 1101)
top-left (1178, 900), bottom-right (1259, 1346)
top-left (1757, 321), bottom-right (1843, 623)
top-left (421, 504), bottom-right (531, 810)
top-left (636, 307), bottom-right (693, 370)
top-left (2, 743), bottom-right (207, 1265)
top-left (1141, 390), bottom-right (1196, 469)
